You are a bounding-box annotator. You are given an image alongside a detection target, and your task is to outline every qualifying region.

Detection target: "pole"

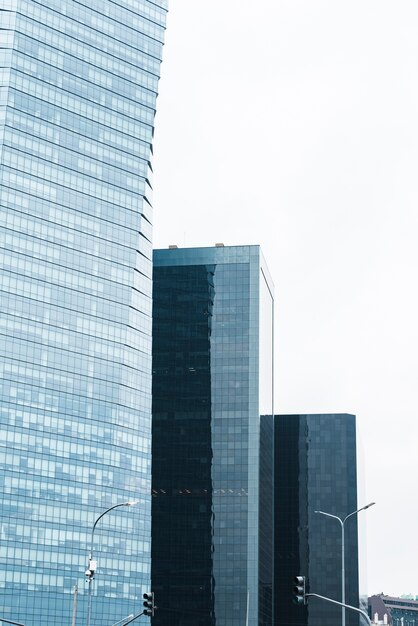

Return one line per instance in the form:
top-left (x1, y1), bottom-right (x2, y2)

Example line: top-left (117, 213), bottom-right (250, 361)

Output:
top-left (306, 592), bottom-right (372, 626)
top-left (86, 572), bottom-right (93, 626)
top-left (121, 611), bottom-right (145, 625)
top-left (71, 584), bottom-right (78, 626)
top-left (110, 615), bottom-right (134, 626)
top-left (85, 501), bottom-right (139, 626)
top-left (341, 519), bottom-right (345, 626)
top-left (314, 503), bottom-right (375, 626)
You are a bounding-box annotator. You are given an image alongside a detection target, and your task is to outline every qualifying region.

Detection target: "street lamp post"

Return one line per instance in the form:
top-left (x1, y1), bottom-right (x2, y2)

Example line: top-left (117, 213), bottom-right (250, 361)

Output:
top-left (314, 502), bottom-right (375, 626)
top-left (86, 500), bottom-right (139, 626)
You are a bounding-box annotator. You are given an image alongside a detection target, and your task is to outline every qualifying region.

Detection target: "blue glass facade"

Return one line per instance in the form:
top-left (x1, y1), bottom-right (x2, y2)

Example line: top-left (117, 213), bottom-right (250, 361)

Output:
top-left (152, 245), bottom-right (275, 626)
top-left (0, 1), bottom-right (167, 624)
top-left (274, 414), bottom-right (359, 626)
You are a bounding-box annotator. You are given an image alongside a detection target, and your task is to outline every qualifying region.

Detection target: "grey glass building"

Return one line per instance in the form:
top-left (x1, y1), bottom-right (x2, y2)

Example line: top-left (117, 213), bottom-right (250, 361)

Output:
top-left (274, 414), bottom-right (359, 626)
top-left (0, 1), bottom-right (167, 624)
top-left (152, 245), bottom-right (274, 626)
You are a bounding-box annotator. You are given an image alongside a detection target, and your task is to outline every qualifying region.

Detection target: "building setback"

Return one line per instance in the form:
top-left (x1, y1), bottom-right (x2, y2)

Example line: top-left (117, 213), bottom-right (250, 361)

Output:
top-left (274, 414), bottom-right (360, 626)
top-left (151, 245), bottom-right (275, 626)
top-left (0, 1), bottom-right (167, 624)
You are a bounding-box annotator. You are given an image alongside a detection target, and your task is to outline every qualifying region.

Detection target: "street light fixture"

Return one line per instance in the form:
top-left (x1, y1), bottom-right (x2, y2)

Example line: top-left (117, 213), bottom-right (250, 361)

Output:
top-left (86, 500), bottom-right (139, 626)
top-left (314, 502), bottom-right (375, 626)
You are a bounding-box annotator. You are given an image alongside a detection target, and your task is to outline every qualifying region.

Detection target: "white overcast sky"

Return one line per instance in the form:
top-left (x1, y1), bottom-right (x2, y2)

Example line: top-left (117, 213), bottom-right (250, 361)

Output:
top-left (152, 1), bottom-right (418, 596)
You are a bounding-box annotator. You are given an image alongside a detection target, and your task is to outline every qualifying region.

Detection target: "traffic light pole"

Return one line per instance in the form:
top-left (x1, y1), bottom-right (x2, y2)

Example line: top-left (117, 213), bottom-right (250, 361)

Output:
top-left (305, 592), bottom-right (372, 626)
top-left (107, 591), bottom-right (155, 625)
top-left (120, 611), bottom-right (145, 625)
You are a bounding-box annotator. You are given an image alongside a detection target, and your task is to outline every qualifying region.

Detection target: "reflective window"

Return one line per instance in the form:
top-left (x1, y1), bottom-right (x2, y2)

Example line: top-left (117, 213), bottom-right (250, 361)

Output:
top-left (274, 414), bottom-right (359, 626)
top-left (0, 1), bottom-right (167, 624)
top-left (152, 246), bottom-right (274, 626)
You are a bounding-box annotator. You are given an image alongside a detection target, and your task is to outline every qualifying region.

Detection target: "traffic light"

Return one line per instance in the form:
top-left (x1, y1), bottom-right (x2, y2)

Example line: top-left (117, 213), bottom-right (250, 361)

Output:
top-left (143, 591), bottom-right (155, 617)
top-left (292, 576), bottom-right (306, 605)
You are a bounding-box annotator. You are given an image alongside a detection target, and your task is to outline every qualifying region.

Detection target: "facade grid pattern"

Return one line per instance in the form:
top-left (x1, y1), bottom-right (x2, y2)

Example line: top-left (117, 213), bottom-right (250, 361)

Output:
top-left (152, 245), bottom-right (274, 626)
top-left (273, 414), bottom-right (359, 626)
top-left (0, 1), bottom-right (167, 624)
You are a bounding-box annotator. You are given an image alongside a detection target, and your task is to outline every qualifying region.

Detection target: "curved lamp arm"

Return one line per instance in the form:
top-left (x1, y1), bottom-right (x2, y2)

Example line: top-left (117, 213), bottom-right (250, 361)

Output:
top-left (89, 500), bottom-right (139, 559)
top-left (343, 502), bottom-right (375, 525)
top-left (314, 510), bottom-right (343, 527)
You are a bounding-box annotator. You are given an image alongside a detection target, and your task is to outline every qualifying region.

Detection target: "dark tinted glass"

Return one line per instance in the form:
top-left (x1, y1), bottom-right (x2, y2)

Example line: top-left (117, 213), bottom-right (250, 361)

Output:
top-left (274, 414), bottom-right (359, 626)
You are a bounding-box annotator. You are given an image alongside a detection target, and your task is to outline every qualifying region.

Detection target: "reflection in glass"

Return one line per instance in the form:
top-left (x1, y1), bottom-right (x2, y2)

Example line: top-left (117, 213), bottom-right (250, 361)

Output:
top-left (274, 414), bottom-right (359, 626)
top-left (152, 246), bottom-right (274, 626)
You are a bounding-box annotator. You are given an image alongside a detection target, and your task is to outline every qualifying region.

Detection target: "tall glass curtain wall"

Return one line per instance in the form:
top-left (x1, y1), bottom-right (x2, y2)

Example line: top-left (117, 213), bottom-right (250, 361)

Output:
top-left (259, 414), bottom-right (274, 626)
top-left (274, 414), bottom-right (359, 626)
top-left (258, 261), bottom-right (274, 626)
top-left (152, 246), bottom-right (274, 626)
top-left (0, 1), bottom-right (167, 624)
top-left (152, 263), bottom-right (215, 626)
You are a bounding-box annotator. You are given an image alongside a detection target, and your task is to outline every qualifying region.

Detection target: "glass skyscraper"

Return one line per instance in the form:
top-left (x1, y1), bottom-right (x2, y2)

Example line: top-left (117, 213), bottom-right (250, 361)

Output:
top-left (274, 414), bottom-right (359, 626)
top-left (0, 1), bottom-right (167, 624)
top-left (151, 245), bottom-right (274, 626)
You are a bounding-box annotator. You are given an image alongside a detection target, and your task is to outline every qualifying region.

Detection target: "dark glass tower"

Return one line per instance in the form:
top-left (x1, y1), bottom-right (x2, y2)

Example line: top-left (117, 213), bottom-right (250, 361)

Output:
top-left (0, 1), bottom-right (167, 624)
top-left (152, 245), bottom-right (274, 626)
top-left (274, 414), bottom-right (359, 626)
